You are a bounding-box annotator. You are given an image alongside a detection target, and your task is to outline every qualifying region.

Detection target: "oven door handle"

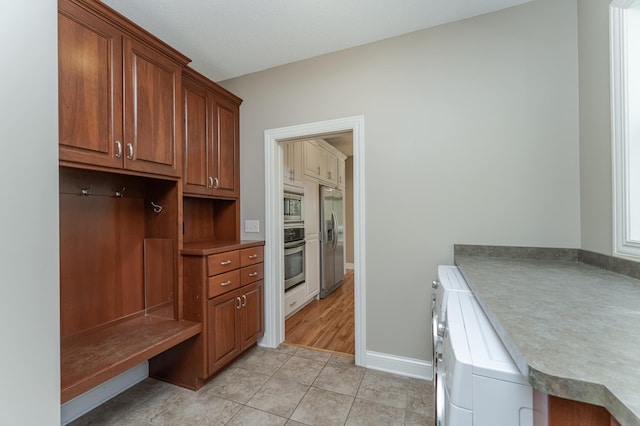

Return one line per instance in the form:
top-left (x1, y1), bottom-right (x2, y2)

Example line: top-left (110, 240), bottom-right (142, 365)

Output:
top-left (284, 240), bottom-right (305, 249)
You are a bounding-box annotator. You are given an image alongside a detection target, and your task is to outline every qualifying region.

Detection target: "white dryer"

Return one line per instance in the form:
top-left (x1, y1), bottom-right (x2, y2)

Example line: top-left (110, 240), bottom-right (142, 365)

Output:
top-left (432, 266), bottom-right (471, 368)
top-left (437, 286), bottom-right (533, 426)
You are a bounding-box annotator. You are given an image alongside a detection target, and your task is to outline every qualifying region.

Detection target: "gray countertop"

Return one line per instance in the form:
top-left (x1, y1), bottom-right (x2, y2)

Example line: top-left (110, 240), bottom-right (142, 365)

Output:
top-left (454, 247), bottom-right (640, 426)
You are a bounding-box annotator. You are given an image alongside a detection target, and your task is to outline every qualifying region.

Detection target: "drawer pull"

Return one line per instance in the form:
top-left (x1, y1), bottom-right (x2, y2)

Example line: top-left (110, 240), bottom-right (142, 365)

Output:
top-left (220, 260), bottom-right (232, 265)
top-left (220, 280), bottom-right (232, 287)
top-left (248, 272), bottom-right (258, 277)
top-left (248, 254), bottom-right (258, 259)
top-left (236, 297), bottom-right (241, 309)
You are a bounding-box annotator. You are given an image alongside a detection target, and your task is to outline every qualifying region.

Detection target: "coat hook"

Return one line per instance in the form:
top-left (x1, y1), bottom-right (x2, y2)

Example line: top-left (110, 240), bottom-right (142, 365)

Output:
top-left (114, 187), bottom-right (126, 197)
top-left (150, 201), bottom-right (163, 214)
top-left (80, 185), bottom-right (92, 196)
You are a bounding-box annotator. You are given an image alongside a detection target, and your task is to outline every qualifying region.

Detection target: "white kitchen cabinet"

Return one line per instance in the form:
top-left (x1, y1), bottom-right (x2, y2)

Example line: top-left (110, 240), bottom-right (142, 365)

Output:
top-left (304, 179), bottom-right (319, 238)
top-left (304, 140), bottom-right (321, 181)
top-left (304, 238), bottom-right (320, 300)
top-left (283, 141), bottom-right (304, 189)
top-left (284, 282), bottom-right (306, 318)
top-left (337, 157), bottom-right (346, 189)
top-left (304, 139), bottom-right (345, 187)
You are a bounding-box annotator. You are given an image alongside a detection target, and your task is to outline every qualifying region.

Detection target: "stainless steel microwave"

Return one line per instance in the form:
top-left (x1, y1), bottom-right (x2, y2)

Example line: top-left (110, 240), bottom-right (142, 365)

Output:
top-left (283, 192), bottom-right (303, 223)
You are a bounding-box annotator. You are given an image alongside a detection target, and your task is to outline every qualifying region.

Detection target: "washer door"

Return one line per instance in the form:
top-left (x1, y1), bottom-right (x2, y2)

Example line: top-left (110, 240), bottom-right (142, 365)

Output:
top-left (434, 365), bottom-right (445, 426)
top-left (431, 294), bottom-right (439, 384)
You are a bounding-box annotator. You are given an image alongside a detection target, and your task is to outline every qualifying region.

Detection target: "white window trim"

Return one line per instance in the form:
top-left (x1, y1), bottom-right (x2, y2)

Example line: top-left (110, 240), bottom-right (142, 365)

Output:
top-left (611, 0), bottom-right (640, 259)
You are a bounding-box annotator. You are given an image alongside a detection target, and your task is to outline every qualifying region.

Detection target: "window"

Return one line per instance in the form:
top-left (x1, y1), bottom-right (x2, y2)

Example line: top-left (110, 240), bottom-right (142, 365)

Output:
top-left (612, 1), bottom-right (640, 259)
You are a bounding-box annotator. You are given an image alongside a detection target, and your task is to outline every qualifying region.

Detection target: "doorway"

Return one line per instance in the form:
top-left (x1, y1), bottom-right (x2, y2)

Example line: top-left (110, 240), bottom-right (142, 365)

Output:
top-left (261, 116), bottom-right (366, 366)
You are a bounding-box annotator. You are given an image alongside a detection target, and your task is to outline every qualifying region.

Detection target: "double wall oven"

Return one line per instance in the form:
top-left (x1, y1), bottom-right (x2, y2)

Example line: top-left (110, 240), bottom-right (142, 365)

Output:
top-left (284, 192), bottom-right (305, 291)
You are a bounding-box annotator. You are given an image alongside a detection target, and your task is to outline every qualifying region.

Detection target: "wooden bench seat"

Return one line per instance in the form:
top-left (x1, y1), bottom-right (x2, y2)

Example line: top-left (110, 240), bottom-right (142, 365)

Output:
top-left (61, 315), bottom-right (201, 403)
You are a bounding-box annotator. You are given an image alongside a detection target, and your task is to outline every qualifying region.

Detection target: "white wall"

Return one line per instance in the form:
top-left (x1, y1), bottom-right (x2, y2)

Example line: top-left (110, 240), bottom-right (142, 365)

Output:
top-left (0, 2), bottom-right (60, 424)
top-left (222, 0), bottom-right (581, 361)
top-left (578, 0), bottom-right (614, 255)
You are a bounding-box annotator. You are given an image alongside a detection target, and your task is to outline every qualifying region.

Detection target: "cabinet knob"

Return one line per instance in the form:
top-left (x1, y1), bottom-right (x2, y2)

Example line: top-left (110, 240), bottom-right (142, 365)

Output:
top-left (115, 141), bottom-right (122, 159)
top-left (241, 294), bottom-right (247, 307)
top-left (213, 177), bottom-right (219, 189)
top-left (248, 272), bottom-right (258, 277)
top-left (220, 260), bottom-right (232, 266)
top-left (248, 254), bottom-right (258, 259)
top-left (208, 177), bottom-right (214, 188)
top-left (220, 280), bottom-right (232, 286)
top-left (126, 143), bottom-right (133, 160)
top-left (236, 297), bottom-right (241, 309)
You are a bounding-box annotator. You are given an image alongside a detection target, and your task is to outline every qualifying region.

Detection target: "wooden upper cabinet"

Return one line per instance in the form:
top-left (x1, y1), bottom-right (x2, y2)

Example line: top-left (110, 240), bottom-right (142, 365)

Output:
top-left (123, 38), bottom-right (182, 176)
top-left (58, 0), bottom-right (188, 178)
top-left (58, 2), bottom-right (123, 169)
top-left (183, 75), bottom-right (212, 195)
top-left (183, 67), bottom-right (242, 198)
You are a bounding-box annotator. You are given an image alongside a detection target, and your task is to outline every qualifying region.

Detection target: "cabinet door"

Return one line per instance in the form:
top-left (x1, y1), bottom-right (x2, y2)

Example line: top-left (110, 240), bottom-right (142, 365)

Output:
top-left (123, 37), bottom-right (182, 177)
top-left (304, 141), bottom-right (320, 179)
top-left (240, 281), bottom-right (264, 349)
top-left (183, 76), bottom-right (213, 195)
top-left (337, 158), bottom-right (346, 189)
top-left (305, 239), bottom-right (320, 299)
top-left (282, 142), bottom-right (293, 184)
top-left (207, 289), bottom-right (242, 374)
top-left (325, 151), bottom-right (338, 185)
top-left (58, 1), bottom-right (123, 169)
top-left (291, 142), bottom-right (304, 187)
top-left (211, 96), bottom-right (239, 198)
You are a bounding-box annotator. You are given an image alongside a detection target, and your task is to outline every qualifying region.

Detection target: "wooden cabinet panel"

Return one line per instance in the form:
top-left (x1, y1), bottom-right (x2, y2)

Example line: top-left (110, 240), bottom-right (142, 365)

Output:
top-left (212, 98), bottom-right (239, 197)
top-left (240, 264), bottom-right (263, 286)
top-left (533, 390), bottom-right (619, 426)
top-left (208, 270), bottom-right (240, 299)
top-left (207, 251), bottom-right (240, 275)
top-left (240, 281), bottom-right (264, 348)
top-left (240, 246), bottom-right (263, 266)
top-left (207, 290), bottom-right (241, 373)
top-left (123, 38), bottom-right (181, 177)
top-left (183, 77), bottom-right (211, 195)
top-left (182, 68), bottom-right (241, 198)
top-left (58, 2), bottom-right (122, 169)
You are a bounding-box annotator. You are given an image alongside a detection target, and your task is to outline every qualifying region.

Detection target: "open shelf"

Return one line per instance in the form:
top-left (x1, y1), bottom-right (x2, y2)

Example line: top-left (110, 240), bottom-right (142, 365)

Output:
top-left (61, 314), bottom-right (201, 403)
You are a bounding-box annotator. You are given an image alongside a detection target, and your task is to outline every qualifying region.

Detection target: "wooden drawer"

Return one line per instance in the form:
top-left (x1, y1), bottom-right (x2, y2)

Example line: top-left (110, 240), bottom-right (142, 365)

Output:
top-left (208, 270), bottom-right (240, 299)
top-left (240, 246), bottom-right (263, 267)
top-left (284, 284), bottom-right (306, 318)
top-left (240, 263), bottom-right (263, 286)
top-left (207, 251), bottom-right (240, 276)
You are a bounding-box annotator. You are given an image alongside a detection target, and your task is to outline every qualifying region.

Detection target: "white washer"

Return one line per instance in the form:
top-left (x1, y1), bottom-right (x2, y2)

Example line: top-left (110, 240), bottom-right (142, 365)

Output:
top-left (437, 279), bottom-right (533, 426)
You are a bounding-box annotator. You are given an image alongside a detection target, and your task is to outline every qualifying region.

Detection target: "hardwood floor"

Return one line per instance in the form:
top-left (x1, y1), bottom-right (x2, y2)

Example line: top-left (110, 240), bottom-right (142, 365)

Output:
top-left (285, 269), bottom-right (355, 355)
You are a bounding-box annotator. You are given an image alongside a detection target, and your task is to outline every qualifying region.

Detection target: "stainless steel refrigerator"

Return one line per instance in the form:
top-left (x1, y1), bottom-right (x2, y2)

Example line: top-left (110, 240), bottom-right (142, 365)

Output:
top-left (319, 185), bottom-right (344, 298)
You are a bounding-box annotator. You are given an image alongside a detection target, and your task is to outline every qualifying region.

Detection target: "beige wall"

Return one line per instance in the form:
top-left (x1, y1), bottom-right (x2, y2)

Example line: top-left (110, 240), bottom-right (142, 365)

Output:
top-left (0, 0), bottom-right (60, 423)
top-left (578, 0), bottom-right (613, 255)
top-left (222, 0), bottom-right (580, 361)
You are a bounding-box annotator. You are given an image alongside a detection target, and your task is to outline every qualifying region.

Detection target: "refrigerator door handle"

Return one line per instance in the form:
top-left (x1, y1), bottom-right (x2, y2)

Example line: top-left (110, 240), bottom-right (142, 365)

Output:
top-left (331, 211), bottom-right (338, 249)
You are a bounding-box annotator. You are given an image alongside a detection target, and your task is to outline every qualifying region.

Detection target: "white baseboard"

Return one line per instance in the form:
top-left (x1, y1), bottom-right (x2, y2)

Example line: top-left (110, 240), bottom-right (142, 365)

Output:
top-left (61, 362), bottom-right (149, 425)
top-left (365, 350), bottom-right (432, 381)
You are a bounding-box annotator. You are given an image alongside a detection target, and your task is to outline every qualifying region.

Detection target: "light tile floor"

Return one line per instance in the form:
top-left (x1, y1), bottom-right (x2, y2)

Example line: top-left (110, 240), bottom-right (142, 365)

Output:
top-left (71, 344), bottom-right (434, 425)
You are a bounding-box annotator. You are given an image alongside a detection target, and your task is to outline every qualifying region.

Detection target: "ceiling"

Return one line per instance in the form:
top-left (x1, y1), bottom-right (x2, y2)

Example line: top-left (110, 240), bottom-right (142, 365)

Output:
top-left (102, 0), bottom-right (533, 82)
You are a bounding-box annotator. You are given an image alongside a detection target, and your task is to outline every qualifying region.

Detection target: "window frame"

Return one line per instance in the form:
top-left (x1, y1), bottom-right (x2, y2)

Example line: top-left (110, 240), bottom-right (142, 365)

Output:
top-left (611, 0), bottom-right (640, 259)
